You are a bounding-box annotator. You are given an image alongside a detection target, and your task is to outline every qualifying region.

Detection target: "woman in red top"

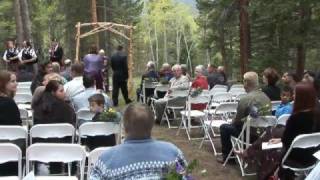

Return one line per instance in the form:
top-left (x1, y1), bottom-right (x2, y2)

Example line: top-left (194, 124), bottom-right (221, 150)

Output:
top-left (191, 65), bottom-right (208, 110)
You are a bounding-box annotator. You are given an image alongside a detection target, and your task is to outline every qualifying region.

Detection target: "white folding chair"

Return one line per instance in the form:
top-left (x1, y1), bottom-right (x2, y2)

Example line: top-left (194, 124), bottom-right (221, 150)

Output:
top-left (234, 92), bottom-right (247, 101)
top-left (212, 84), bottom-right (228, 90)
top-left (0, 126), bottom-right (28, 149)
top-left (210, 92), bottom-right (233, 107)
top-left (139, 80), bottom-right (157, 103)
top-left (150, 84), bottom-right (170, 115)
top-left (14, 93), bottom-right (32, 104)
top-left (76, 109), bottom-right (95, 127)
top-left (229, 87), bottom-right (246, 93)
top-left (0, 143), bottom-right (22, 180)
top-left (30, 123), bottom-right (75, 144)
top-left (78, 122), bottom-right (121, 144)
top-left (230, 84), bottom-right (244, 89)
top-left (200, 102), bottom-right (238, 156)
top-left (281, 133), bottom-right (320, 177)
top-left (26, 143), bottom-right (86, 180)
top-left (271, 101), bottom-right (282, 112)
top-left (161, 89), bottom-right (189, 128)
top-left (18, 81), bottom-right (32, 87)
top-left (16, 87), bottom-right (31, 95)
top-left (277, 114), bottom-right (291, 126)
top-left (223, 116), bottom-right (277, 176)
top-left (177, 93), bottom-right (210, 140)
top-left (209, 87), bottom-right (227, 96)
top-left (87, 147), bottom-right (111, 179)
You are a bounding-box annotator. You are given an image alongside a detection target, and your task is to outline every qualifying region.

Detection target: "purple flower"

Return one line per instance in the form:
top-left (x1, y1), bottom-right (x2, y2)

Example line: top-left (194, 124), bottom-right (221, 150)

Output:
top-left (175, 162), bottom-right (185, 174)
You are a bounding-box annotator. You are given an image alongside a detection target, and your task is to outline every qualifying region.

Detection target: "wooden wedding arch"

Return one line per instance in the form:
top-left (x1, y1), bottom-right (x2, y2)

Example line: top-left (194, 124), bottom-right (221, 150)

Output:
top-left (75, 22), bottom-right (134, 97)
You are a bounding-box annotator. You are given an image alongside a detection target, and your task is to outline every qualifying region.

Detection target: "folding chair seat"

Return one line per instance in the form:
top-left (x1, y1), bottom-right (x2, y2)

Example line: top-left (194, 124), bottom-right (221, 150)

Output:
top-left (87, 147), bottom-right (111, 179)
top-left (14, 93), bottom-right (32, 104)
top-left (26, 143), bottom-right (86, 180)
top-left (160, 89), bottom-right (189, 128)
top-left (176, 93), bottom-right (210, 140)
top-left (30, 123), bottom-right (75, 144)
top-left (0, 143), bottom-right (22, 180)
top-left (281, 132), bottom-right (320, 177)
top-left (199, 102), bottom-right (238, 156)
top-left (78, 122), bottom-right (121, 148)
top-left (223, 115), bottom-right (277, 176)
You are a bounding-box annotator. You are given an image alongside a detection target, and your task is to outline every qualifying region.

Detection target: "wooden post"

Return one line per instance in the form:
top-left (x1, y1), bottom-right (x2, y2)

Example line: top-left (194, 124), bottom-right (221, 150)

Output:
top-left (128, 27), bottom-right (134, 99)
top-left (75, 22), bottom-right (81, 62)
top-left (239, 0), bottom-right (250, 76)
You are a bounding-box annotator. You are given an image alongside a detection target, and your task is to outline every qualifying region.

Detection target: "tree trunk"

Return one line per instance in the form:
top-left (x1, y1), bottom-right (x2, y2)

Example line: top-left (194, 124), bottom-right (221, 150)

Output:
top-left (219, 28), bottom-right (228, 76)
top-left (20, 0), bottom-right (32, 42)
top-left (163, 23), bottom-right (168, 63)
top-left (239, 0), bottom-right (250, 75)
top-left (14, 0), bottom-right (23, 46)
top-left (91, 0), bottom-right (99, 48)
top-left (154, 24), bottom-right (159, 66)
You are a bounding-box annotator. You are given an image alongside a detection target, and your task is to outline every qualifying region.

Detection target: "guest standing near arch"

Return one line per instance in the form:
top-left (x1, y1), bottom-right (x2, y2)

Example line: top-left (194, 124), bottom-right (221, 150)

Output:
top-left (18, 40), bottom-right (37, 74)
top-left (2, 40), bottom-right (20, 72)
top-left (49, 39), bottom-right (64, 65)
top-left (110, 45), bottom-right (132, 106)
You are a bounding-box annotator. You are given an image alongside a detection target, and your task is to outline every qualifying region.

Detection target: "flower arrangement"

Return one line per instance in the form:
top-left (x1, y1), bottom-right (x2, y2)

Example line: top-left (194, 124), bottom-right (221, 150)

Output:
top-left (165, 159), bottom-right (198, 180)
top-left (190, 87), bottom-right (203, 98)
top-left (249, 103), bottom-right (271, 118)
top-left (98, 108), bottom-right (121, 123)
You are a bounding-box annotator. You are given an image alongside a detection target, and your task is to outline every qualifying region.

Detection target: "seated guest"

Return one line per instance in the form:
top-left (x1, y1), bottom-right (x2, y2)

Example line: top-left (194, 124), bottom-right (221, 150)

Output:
top-left (0, 70), bottom-right (21, 176)
top-left (262, 67), bottom-right (281, 101)
top-left (207, 64), bottom-right (224, 89)
top-left (217, 66), bottom-right (227, 84)
top-left (61, 59), bottom-right (72, 81)
top-left (154, 64), bottom-right (189, 122)
top-left (31, 61), bottom-right (53, 94)
top-left (275, 86), bottom-right (293, 118)
top-left (64, 63), bottom-right (85, 100)
top-left (0, 70), bottom-right (21, 125)
top-left (281, 71), bottom-right (299, 89)
top-left (32, 73), bottom-right (63, 108)
top-left (159, 63), bottom-right (174, 82)
top-left (181, 64), bottom-right (191, 81)
top-left (72, 74), bottom-right (111, 112)
top-left (82, 94), bottom-right (116, 150)
top-left (217, 71), bottom-right (271, 163)
top-left (33, 80), bottom-right (76, 125)
top-left (16, 65), bottom-right (33, 82)
top-left (238, 82), bottom-right (320, 179)
top-left (191, 65), bottom-right (208, 110)
top-left (302, 70), bottom-right (315, 84)
top-left (136, 61), bottom-right (159, 101)
top-left (51, 62), bottom-right (67, 84)
top-left (90, 103), bottom-right (187, 179)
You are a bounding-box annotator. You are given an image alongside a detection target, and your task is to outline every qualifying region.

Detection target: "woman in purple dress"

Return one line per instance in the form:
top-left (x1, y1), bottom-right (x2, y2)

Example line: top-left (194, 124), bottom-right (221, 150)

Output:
top-left (82, 45), bottom-right (104, 90)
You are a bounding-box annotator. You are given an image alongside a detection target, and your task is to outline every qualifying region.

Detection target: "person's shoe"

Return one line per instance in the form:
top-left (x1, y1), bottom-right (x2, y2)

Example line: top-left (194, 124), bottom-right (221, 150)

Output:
top-left (216, 156), bottom-right (226, 164)
top-left (126, 99), bottom-right (133, 104)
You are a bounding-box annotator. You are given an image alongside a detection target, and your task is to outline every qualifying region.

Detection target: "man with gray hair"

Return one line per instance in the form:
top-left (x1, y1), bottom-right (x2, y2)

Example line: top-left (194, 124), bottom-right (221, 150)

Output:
top-left (154, 64), bottom-right (190, 122)
top-left (217, 71), bottom-right (271, 163)
top-left (90, 103), bottom-right (187, 179)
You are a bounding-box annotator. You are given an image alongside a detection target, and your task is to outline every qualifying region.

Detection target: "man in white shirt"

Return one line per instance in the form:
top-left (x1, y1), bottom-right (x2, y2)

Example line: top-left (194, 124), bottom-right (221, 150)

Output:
top-left (64, 63), bottom-right (85, 100)
top-left (154, 64), bottom-right (189, 122)
top-left (72, 74), bottom-right (112, 112)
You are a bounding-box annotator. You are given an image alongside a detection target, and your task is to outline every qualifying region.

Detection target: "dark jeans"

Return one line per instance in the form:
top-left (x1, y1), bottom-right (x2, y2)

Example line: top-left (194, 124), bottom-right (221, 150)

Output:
top-left (112, 78), bottom-right (130, 106)
top-left (220, 123), bottom-right (242, 159)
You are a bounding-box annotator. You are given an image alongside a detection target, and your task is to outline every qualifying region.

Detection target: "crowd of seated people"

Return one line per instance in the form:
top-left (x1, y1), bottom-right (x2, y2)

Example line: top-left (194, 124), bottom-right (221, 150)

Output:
top-left (2, 57), bottom-right (320, 179)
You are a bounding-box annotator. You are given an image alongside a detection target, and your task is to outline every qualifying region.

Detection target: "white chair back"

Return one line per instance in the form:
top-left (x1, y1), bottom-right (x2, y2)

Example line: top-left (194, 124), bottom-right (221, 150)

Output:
top-left (213, 84), bottom-right (228, 90)
top-left (209, 87), bottom-right (227, 95)
top-left (277, 114), bottom-right (291, 126)
top-left (154, 84), bottom-right (170, 98)
top-left (234, 92), bottom-right (247, 100)
top-left (0, 143), bottom-right (22, 179)
top-left (26, 143), bottom-right (86, 180)
top-left (77, 109), bottom-right (95, 121)
top-left (14, 93), bottom-right (32, 104)
top-left (18, 81), bottom-right (32, 87)
top-left (16, 87), bottom-right (31, 95)
top-left (0, 126), bottom-right (28, 142)
top-left (271, 101), bottom-right (281, 111)
top-left (211, 92), bottom-right (232, 104)
top-left (87, 147), bottom-right (111, 179)
top-left (228, 87), bottom-right (246, 94)
top-left (214, 102), bottom-right (238, 114)
top-left (230, 84), bottom-right (244, 89)
top-left (249, 116), bottom-right (277, 128)
top-left (281, 133), bottom-right (320, 172)
top-left (30, 123), bottom-right (75, 144)
top-left (170, 89), bottom-right (189, 97)
top-left (78, 122), bottom-right (121, 143)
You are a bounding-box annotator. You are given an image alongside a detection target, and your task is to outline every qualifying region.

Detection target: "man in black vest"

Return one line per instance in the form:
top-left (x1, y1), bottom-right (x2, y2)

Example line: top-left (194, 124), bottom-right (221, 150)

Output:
top-left (49, 39), bottom-right (63, 65)
top-left (110, 45), bottom-right (132, 106)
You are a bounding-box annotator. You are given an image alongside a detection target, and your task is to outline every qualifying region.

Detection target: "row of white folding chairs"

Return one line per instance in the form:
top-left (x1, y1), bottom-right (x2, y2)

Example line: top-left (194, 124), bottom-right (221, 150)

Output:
top-left (14, 93), bottom-right (33, 104)
top-left (0, 143), bottom-right (110, 180)
top-left (0, 123), bottom-right (121, 149)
